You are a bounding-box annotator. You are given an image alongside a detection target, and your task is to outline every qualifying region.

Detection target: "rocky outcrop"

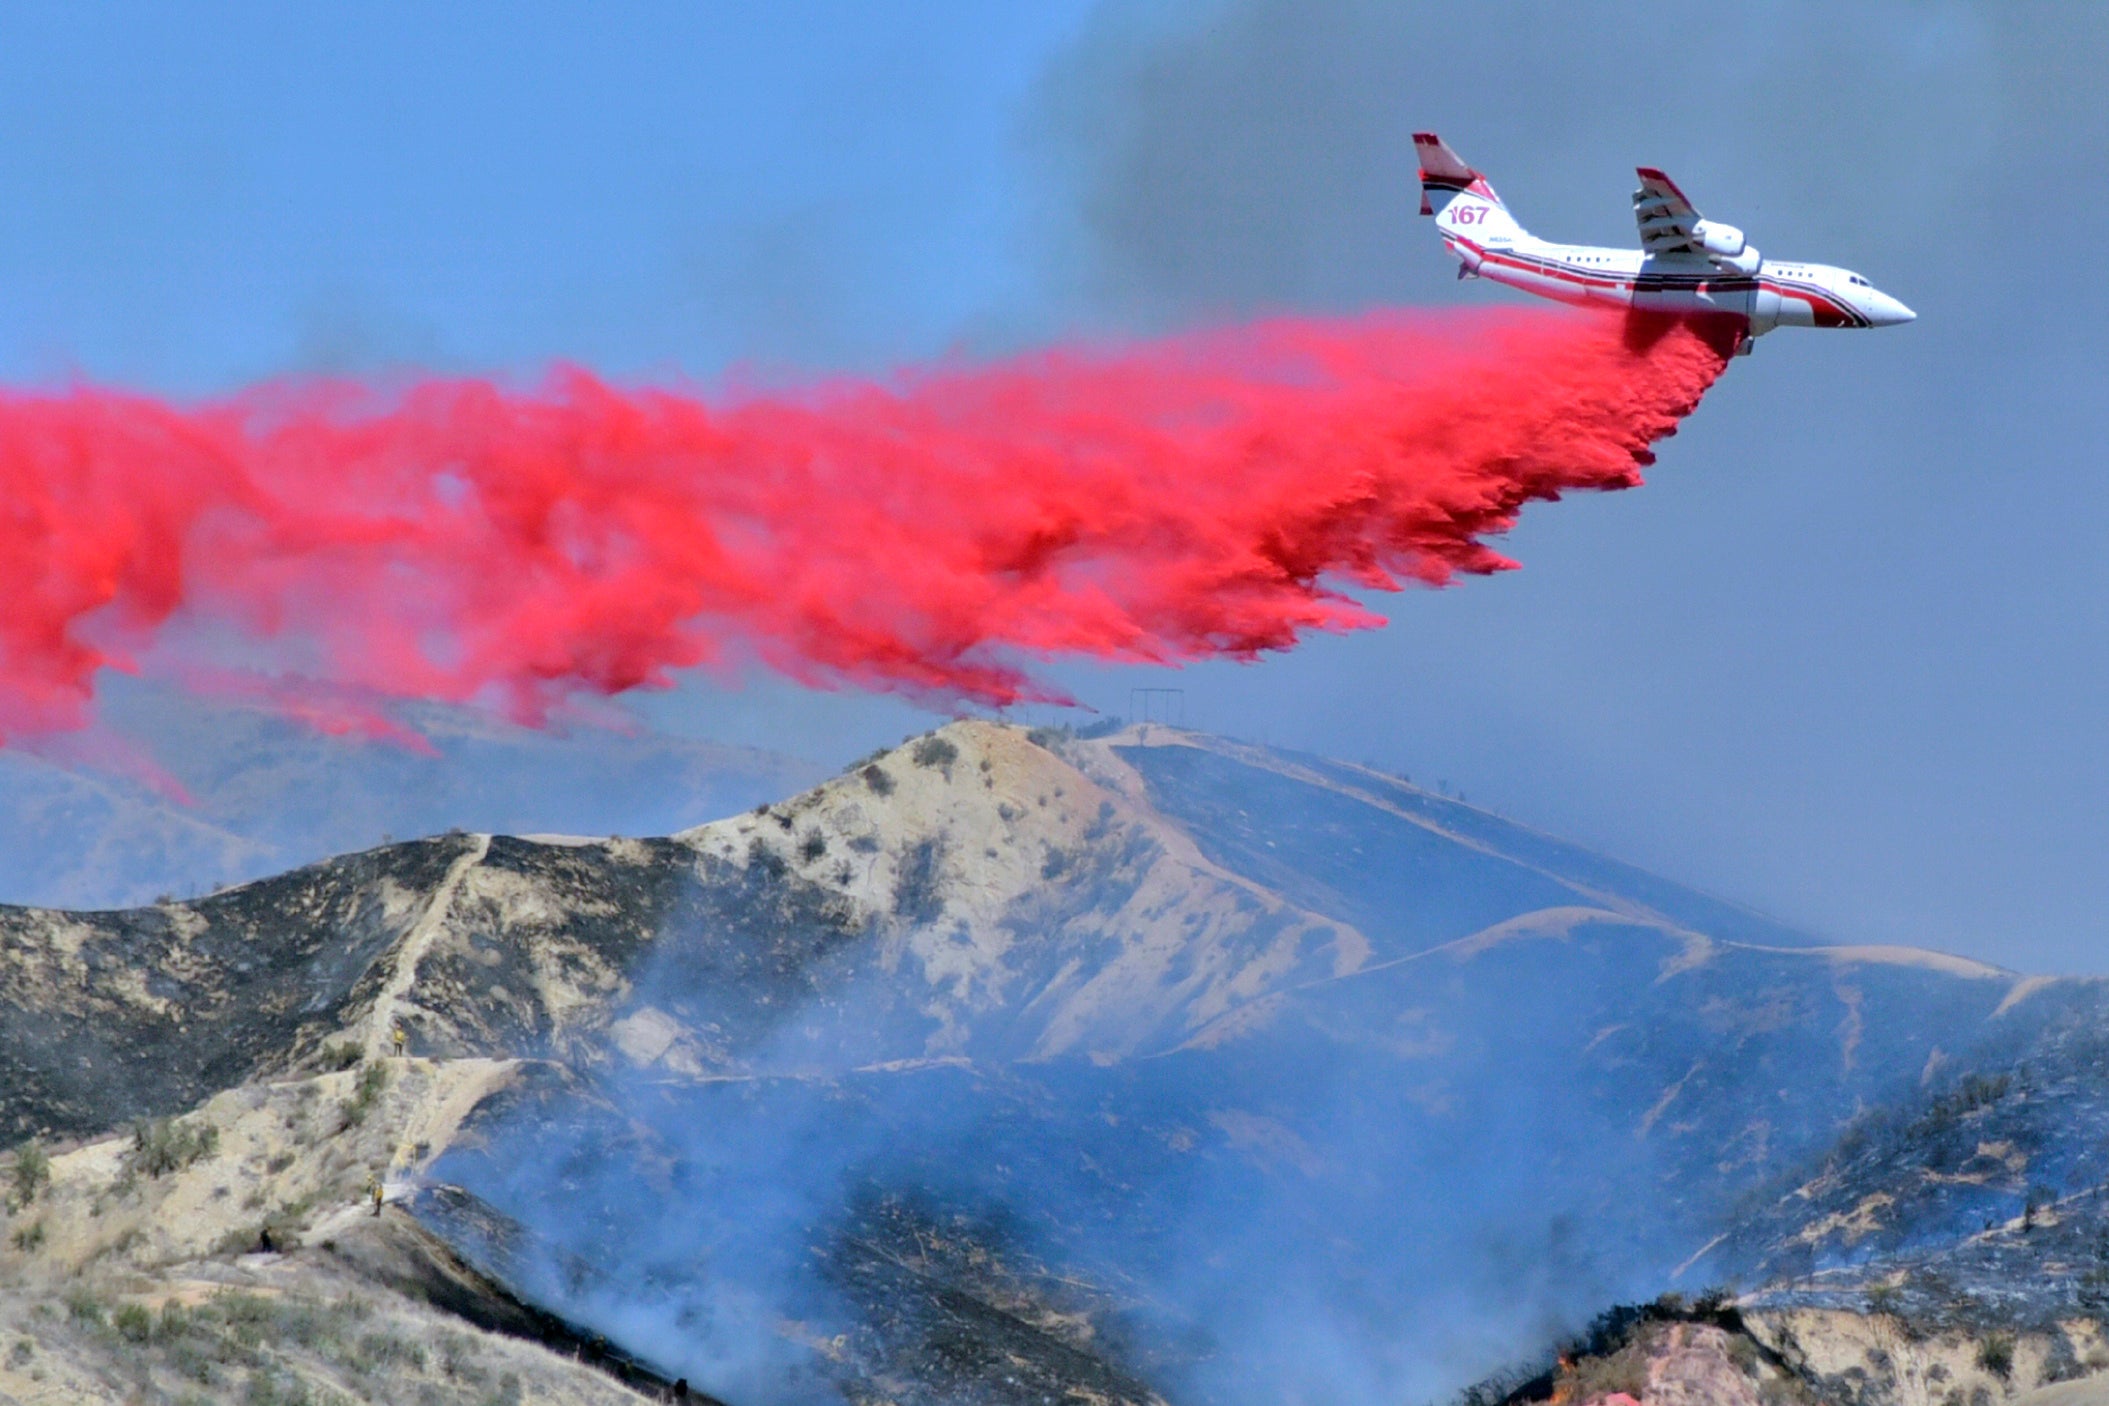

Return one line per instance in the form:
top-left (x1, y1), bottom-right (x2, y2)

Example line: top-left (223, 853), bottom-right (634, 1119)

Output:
top-left (1473, 1297), bottom-right (2109, 1406)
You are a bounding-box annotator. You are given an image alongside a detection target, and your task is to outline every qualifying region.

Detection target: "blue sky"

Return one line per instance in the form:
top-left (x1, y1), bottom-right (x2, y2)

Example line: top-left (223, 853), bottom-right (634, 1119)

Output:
top-left (0, 3), bottom-right (1094, 385)
top-left (3, 3), bottom-right (2107, 973)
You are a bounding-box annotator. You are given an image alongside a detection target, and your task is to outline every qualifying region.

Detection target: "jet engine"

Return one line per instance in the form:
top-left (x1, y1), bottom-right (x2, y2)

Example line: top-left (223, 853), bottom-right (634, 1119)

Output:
top-left (1693, 219), bottom-right (1745, 257)
top-left (1693, 219), bottom-right (1760, 275)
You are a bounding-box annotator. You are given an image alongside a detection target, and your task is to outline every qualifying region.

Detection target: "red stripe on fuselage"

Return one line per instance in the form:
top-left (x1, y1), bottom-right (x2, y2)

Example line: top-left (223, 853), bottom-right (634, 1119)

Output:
top-left (1444, 235), bottom-right (1868, 327)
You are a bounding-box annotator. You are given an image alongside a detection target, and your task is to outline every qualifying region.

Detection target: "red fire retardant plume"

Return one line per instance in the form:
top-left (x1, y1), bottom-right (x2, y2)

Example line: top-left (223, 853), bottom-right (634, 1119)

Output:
top-left (0, 308), bottom-right (1731, 742)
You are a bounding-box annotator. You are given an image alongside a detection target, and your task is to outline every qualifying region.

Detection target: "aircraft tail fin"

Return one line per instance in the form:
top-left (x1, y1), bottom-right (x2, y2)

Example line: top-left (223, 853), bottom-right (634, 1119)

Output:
top-left (1414, 132), bottom-right (1524, 240)
top-left (1414, 133), bottom-right (1485, 209)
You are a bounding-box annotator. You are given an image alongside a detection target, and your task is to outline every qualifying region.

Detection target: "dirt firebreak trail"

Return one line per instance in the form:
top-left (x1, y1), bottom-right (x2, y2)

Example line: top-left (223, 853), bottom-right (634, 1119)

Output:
top-left (0, 307), bottom-right (1730, 742)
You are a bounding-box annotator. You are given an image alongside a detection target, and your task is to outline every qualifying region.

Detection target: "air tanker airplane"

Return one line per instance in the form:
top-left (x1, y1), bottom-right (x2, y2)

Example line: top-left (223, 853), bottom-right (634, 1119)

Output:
top-left (1415, 133), bottom-right (1914, 351)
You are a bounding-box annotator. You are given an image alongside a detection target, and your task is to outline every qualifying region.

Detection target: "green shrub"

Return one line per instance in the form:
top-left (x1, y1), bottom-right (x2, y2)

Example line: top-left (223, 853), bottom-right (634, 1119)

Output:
top-left (1978, 1331), bottom-right (2015, 1379)
top-left (157, 1301), bottom-right (194, 1343)
top-left (356, 1062), bottom-right (389, 1104)
top-left (128, 1118), bottom-right (220, 1178)
top-left (349, 1329), bottom-right (427, 1375)
top-left (315, 1042), bottom-right (363, 1072)
top-left (338, 1063), bottom-right (389, 1129)
top-left (862, 764), bottom-right (895, 796)
top-left (214, 1224), bottom-right (267, 1257)
top-left (9, 1218), bottom-right (44, 1251)
top-left (168, 1357), bottom-right (216, 1391)
top-left (239, 1197), bottom-right (315, 1254)
top-left (245, 1364), bottom-right (316, 1406)
top-left (9, 1138), bottom-right (49, 1208)
top-left (911, 735), bottom-right (959, 770)
top-left (436, 1328), bottom-right (486, 1383)
top-left (113, 1301), bottom-right (153, 1343)
top-left (798, 829), bottom-right (828, 862)
top-left (207, 1292), bottom-right (273, 1324)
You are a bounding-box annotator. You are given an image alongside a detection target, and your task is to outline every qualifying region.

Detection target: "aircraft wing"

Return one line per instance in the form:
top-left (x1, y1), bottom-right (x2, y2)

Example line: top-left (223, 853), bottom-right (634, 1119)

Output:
top-left (1632, 168), bottom-right (1703, 254)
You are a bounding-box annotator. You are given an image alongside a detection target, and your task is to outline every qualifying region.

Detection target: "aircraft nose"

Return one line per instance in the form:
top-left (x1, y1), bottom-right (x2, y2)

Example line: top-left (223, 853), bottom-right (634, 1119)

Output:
top-left (1865, 290), bottom-right (1916, 326)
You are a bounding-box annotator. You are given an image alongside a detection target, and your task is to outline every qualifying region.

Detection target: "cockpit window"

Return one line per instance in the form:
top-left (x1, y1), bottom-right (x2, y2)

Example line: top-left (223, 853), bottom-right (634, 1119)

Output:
top-left (1848, 274), bottom-right (1869, 286)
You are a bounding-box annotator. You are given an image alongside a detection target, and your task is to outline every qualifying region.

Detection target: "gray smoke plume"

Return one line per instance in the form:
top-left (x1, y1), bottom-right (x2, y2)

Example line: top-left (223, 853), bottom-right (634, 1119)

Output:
top-left (433, 937), bottom-right (1669, 1404)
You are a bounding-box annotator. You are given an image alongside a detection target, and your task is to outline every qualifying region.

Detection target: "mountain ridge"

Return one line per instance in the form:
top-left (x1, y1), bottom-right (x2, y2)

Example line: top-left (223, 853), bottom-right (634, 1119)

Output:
top-left (0, 683), bottom-right (825, 912)
top-left (0, 719), bottom-right (2097, 1406)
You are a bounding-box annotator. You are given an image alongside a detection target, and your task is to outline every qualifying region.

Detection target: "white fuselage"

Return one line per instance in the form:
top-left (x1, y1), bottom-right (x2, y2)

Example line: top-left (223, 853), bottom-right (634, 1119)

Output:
top-left (1444, 228), bottom-right (1914, 334)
